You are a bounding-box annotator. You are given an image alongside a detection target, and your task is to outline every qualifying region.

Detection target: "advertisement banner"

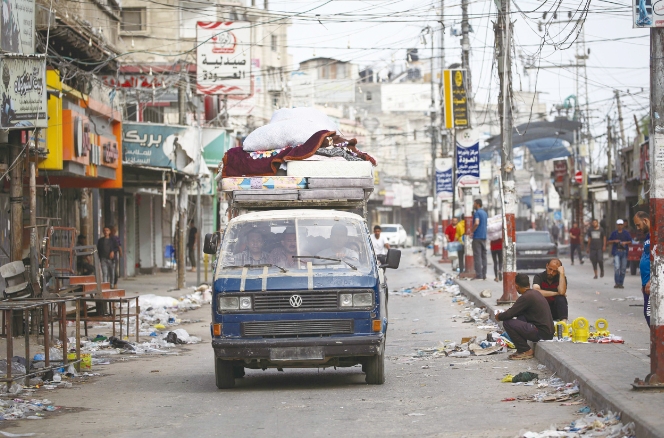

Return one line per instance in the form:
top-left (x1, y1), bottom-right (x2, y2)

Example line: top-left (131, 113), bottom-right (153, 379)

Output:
top-left (1, 0), bottom-right (36, 54)
top-left (553, 159), bottom-right (568, 187)
top-left (633, 0), bottom-right (663, 27)
top-left (456, 129), bottom-right (480, 187)
top-left (533, 189), bottom-right (546, 213)
top-left (443, 69), bottom-right (470, 128)
top-left (123, 123), bottom-right (194, 169)
top-left (196, 21), bottom-right (251, 95)
top-left (435, 157), bottom-right (453, 200)
top-left (0, 56), bottom-right (46, 129)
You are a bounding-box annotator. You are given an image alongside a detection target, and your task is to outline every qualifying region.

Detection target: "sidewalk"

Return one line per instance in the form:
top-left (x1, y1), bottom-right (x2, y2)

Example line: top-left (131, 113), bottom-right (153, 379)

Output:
top-left (117, 268), bottom-right (212, 297)
top-left (425, 250), bottom-right (664, 438)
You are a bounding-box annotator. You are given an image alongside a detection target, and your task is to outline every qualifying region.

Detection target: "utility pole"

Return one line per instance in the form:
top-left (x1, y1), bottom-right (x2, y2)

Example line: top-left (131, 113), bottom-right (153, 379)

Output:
top-left (615, 90), bottom-right (627, 148)
top-left (427, 26), bottom-right (439, 256)
top-left (439, 0), bottom-right (446, 157)
top-left (9, 131), bottom-right (23, 262)
top-left (176, 76), bottom-right (187, 290)
top-left (633, 27), bottom-right (664, 390)
top-left (496, 0), bottom-right (517, 303)
top-left (606, 116), bottom-right (613, 229)
top-left (459, 0), bottom-right (476, 278)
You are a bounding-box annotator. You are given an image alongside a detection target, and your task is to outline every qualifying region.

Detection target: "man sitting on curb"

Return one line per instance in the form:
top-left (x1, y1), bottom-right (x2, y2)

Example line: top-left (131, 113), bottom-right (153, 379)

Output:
top-left (496, 273), bottom-right (555, 360)
top-left (532, 259), bottom-right (568, 322)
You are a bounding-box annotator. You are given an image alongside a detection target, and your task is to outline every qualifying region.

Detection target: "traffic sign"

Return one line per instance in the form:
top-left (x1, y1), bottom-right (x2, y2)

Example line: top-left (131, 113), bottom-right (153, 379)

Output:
top-left (574, 170), bottom-right (583, 184)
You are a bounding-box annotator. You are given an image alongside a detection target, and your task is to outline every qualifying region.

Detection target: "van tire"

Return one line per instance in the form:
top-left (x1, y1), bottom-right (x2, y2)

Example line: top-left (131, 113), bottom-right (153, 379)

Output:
top-left (365, 344), bottom-right (385, 384)
top-left (215, 358), bottom-right (235, 389)
top-left (233, 365), bottom-right (246, 378)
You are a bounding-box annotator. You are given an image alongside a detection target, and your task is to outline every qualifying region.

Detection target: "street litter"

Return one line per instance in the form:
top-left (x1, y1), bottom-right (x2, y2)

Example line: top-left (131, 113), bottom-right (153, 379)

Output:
top-left (480, 289), bottom-right (492, 298)
top-left (0, 398), bottom-right (57, 420)
top-left (520, 410), bottom-right (635, 438)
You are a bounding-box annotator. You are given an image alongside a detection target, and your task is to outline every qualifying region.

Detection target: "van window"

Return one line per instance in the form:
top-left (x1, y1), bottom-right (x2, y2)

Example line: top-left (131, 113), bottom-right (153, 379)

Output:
top-left (217, 217), bottom-right (372, 275)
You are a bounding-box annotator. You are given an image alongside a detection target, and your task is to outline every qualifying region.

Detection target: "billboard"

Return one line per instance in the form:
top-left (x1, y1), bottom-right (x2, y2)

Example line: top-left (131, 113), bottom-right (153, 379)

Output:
top-left (456, 129), bottom-right (480, 187)
top-left (0, 56), bottom-right (47, 129)
top-left (435, 157), bottom-right (453, 200)
top-left (633, 0), bottom-right (663, 27)
top-left (443, 69), bottom-right (470, 128)
top-left (381, 83), bottom-right (437, 112)
top-left (1, 0), bottom-right (36, 54)
top-left (196, 21), bottom-right (251, 95)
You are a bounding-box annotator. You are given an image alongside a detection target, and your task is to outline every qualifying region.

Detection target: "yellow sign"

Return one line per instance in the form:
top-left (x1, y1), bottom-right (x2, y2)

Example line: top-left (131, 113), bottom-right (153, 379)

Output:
top-left (443, 69), bottom-right (470, 129)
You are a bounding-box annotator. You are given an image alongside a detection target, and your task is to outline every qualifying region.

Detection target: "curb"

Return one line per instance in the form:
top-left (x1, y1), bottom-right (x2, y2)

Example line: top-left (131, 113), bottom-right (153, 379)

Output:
top-left (424, 254), bottom-right (663, 438)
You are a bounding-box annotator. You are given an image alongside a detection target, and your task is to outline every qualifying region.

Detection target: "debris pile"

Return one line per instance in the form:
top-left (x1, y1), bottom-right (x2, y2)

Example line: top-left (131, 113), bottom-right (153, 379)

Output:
top-left (521, 411), bottom-right (635, 438)
top-left (0, 398), bottom-right (58, 421)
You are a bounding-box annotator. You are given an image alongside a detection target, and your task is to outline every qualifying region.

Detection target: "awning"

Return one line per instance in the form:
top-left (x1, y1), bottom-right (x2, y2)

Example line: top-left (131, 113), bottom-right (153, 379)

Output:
top-left (481, 118), bottom-right (582, 162)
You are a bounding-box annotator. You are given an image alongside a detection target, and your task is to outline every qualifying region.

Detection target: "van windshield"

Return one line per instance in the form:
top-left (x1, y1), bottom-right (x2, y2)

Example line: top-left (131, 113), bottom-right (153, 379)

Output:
top-left (217, 217), bottom-right (373, 274)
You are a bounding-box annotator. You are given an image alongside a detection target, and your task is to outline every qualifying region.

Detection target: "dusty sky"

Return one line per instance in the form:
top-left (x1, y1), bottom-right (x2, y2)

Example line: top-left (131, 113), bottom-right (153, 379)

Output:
top-left (272, 0), bottom-right (649, 164)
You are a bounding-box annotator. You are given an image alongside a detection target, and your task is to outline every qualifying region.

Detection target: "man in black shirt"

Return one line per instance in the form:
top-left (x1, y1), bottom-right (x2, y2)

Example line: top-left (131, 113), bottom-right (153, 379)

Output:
top-left (97, 226), bottom-right (118, 283)
top-left (532, 259), bottom-right (568, 322)
top-left (496, 273), bottom-right (554, 360)
top-left (187, 219), bottom-right (198, 272)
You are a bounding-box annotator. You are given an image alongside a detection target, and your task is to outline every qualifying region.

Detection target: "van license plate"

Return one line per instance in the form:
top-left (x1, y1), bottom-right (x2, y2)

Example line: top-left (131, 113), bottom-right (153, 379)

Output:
top-left (270, 347), bottom-right (324, 361)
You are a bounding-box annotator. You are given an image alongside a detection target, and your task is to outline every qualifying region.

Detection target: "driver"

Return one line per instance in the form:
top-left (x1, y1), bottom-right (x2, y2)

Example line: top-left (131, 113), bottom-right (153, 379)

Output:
top-left (269, 228), bottom-right (298, 269)
top-left (234, 230), bottom-right (270, 265)
top-left (316, 224), bottom-right (360, 263)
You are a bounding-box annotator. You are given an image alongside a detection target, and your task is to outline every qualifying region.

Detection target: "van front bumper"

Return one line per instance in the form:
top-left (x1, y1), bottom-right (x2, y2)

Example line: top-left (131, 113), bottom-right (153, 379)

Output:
top-left (212, 334), bottom-right (384, 360)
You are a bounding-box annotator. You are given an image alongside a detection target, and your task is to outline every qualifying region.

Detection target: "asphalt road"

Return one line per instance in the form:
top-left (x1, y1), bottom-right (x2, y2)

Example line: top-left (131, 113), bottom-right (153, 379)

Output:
top-left (4, 251), bottom-right (582, 438)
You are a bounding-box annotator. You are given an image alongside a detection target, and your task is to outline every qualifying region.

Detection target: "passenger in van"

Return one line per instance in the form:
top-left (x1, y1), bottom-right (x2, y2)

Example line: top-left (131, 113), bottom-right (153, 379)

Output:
top-left (233, 230), bottom-right (270, 265)
top-left (316, 224), bottom-right (360, 262)
top-left (269, 229), bottom-right (299, 269)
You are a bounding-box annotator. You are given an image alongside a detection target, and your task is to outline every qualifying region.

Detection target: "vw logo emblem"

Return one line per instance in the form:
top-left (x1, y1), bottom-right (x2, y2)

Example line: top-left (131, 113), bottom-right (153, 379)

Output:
top-left (289, 295), bottom-right (303, 308)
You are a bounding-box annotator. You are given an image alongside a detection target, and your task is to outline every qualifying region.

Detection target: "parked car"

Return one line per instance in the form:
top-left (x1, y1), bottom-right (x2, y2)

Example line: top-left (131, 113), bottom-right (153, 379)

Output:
top-left (515, 231), bottom-right (558, 270)
top-left (381, 224), bottom-right (408, 247)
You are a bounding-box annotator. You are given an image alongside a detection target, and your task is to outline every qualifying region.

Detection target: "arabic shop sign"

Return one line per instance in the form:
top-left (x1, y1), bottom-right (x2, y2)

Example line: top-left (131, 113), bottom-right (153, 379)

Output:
top-left (455, 129), bottom-right (480, 187)
top-left (1, 0), bottom-right (36, 54)
top-left (435, 157), bottom-right (453, 200)
top-left (196, 21), bottom-right (251, 95)
top-left (0, 56), bottom-right (46, 129)
top-left (443, 69), bottom-right (470, 129)
top-left (123, 123), bottom-right (191, 168)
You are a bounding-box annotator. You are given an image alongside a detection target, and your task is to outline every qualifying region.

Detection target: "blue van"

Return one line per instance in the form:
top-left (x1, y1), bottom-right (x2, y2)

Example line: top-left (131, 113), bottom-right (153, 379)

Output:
top-left (205, 209), bottom-right (400, 388)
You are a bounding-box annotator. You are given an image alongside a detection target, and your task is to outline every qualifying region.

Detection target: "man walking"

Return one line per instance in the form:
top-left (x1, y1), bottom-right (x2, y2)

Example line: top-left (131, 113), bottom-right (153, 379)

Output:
top-left (550, 222), bottom-right (560, 245)
top-left (608, 219), bottom-right (632, 289)
top-left (569, 221), bottom-right (583, 265)
top-left (496, 273), bottom-right (555, 360)
top-left (633, 211), bottom-right (651, 326)
top-left (97, 226), bottom-right (118, 284)
top-left (471, 199), bottom-right (488, 280)
top-left (370, 225), bottom-right (390, 262)
top-left (111, 225), bottom-right (122, 289)
top-left (532, 259), bottom-right (568, 322)
top-left (187, 219), bottom-right (198, 272)
top-left (586, 218), bottom-right (606, 279)
top-left (490, 237), bottom-right (503, 282)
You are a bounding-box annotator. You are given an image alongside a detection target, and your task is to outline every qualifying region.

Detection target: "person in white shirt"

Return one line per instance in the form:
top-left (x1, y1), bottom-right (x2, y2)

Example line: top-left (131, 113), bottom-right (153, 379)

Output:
top-left (370, 225), bottom-right (390, 257)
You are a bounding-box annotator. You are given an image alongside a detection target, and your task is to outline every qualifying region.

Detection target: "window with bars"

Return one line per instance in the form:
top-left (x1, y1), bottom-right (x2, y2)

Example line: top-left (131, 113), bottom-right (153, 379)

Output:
top-left (121, 8), bottom-right (146, 33)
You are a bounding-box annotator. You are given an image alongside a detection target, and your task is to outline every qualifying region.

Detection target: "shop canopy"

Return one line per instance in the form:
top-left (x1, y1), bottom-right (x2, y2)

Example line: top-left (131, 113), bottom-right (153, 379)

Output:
top-left (480, 118), bottom-right (583, 162)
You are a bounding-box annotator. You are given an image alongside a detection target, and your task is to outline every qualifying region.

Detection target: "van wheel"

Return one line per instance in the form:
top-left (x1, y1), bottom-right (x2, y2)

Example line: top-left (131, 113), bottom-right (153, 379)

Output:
top-left (365, 344), bottom-right (385, 385)
top-left (215, 358), bottom-right (235, 389)
top-left (233, 365), bottom-right (245, 378)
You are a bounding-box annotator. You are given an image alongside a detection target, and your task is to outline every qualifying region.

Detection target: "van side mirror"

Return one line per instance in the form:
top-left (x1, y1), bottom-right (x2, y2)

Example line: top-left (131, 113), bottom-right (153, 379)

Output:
top-left (382, 249), bottom-right (401, 269)
top-left (203, 233), bottom-right (219, 255)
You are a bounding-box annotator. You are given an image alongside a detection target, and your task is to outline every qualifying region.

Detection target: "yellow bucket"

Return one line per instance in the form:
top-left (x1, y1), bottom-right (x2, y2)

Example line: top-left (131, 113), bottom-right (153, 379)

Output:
top-left (571, 317), bottom-right (590, 343)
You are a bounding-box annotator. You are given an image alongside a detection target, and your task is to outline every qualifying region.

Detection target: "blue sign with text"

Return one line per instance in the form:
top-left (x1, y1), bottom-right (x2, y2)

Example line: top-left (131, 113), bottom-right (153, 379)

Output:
top-left (456, 140), bottom-right (480, 187)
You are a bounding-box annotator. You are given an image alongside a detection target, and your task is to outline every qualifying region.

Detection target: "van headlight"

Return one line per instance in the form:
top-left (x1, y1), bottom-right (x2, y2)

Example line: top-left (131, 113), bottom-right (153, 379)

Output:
top-left (339, 292), bottom-right (373, 308)
top-left (219, 296), bottom-right (252, 311)
top-left (239, 296), bottom-right (252, 310)
top-left (353, 292), bottom-right (373, 307)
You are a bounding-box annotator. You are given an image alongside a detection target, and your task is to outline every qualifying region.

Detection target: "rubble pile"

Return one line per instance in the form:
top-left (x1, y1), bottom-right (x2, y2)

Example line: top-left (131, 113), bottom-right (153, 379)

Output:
top-left (521, 411), bottom-right (635, 438)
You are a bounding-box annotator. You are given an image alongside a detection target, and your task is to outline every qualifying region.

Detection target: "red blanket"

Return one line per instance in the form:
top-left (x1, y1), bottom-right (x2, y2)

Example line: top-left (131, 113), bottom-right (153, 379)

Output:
top-left (221, 130), bottom-right (376, 177)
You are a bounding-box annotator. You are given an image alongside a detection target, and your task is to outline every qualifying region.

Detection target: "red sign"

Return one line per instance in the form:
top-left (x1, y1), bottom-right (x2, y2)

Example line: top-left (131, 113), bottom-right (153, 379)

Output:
top-left (554, 160), bottom-right (568, 187)
top-left (574, 170), bottom-right (583, 184)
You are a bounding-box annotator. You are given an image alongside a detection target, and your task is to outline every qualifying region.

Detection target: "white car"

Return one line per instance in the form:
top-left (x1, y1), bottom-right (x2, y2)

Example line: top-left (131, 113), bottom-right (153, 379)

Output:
top-left (380, 224), bottom-right (408, 248)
